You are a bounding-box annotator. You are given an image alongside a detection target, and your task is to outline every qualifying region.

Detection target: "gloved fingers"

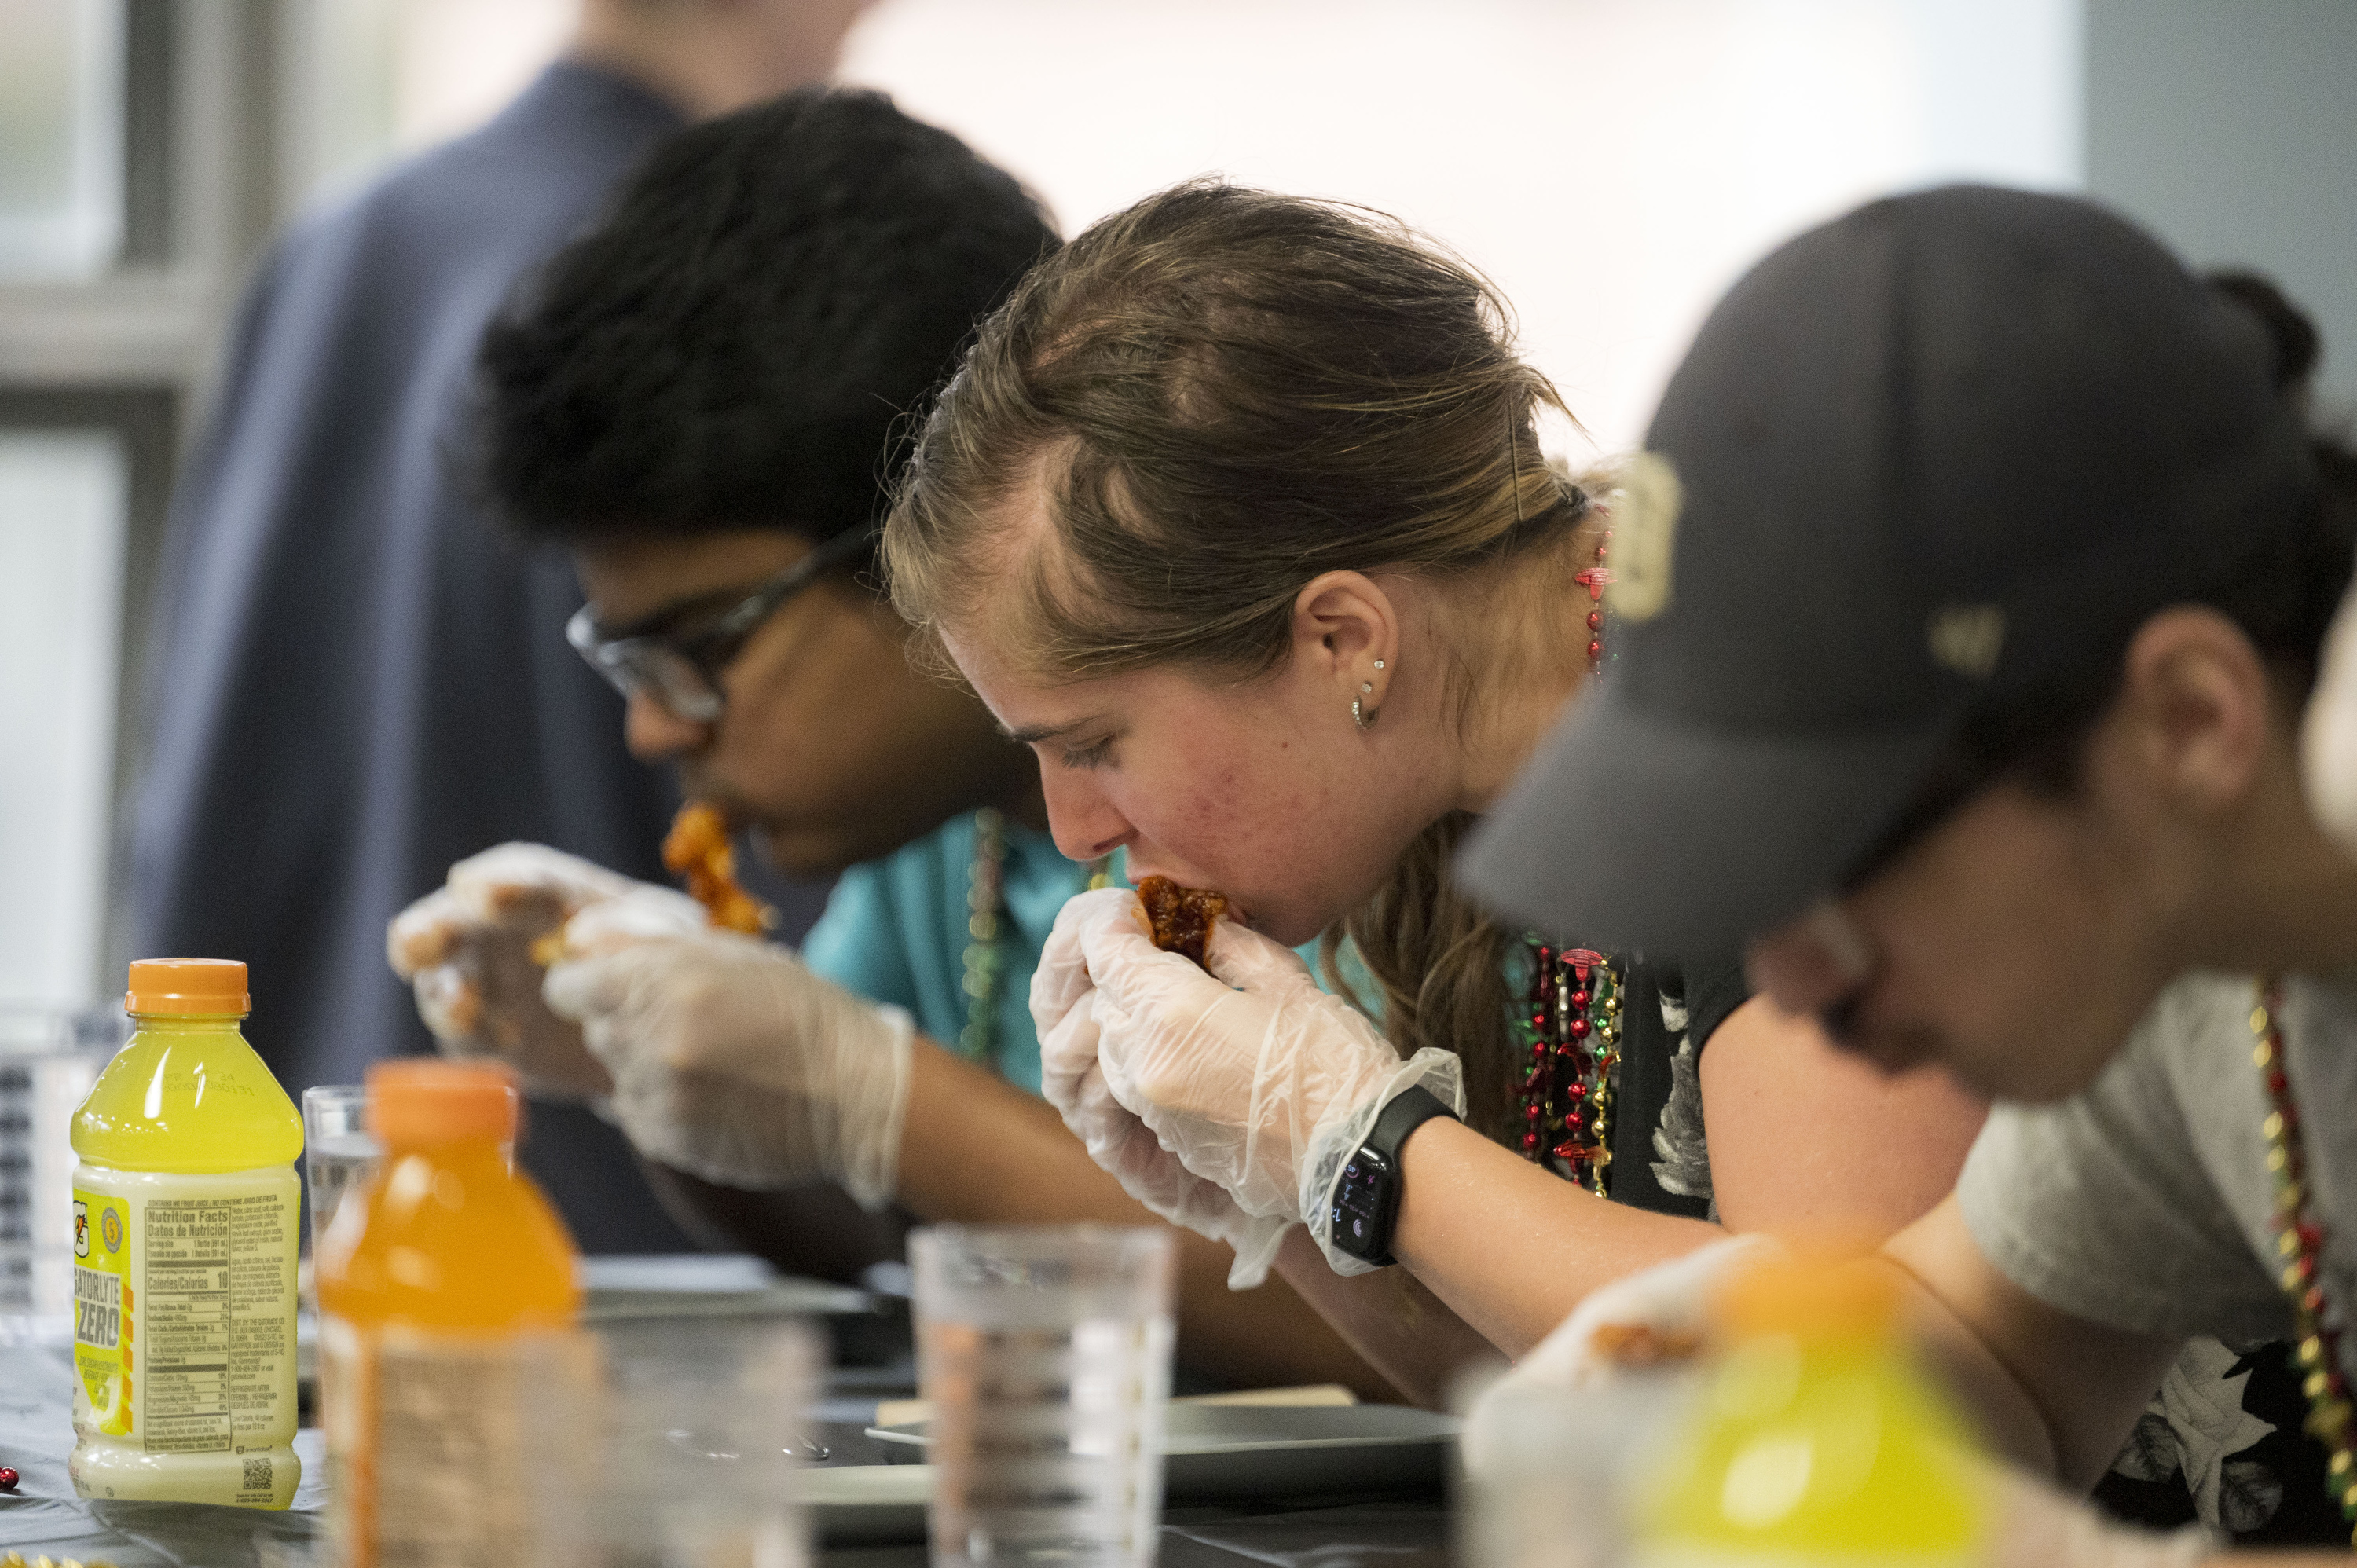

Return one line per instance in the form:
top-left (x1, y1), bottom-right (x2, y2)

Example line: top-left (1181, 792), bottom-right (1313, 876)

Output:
top-left (1516, 1234), bottom-right (1782, 1394)
top-left (1078, 903), bottom-right (1233, 1026)
top-left (1200, 918), bottom-right (1324, 1001)
top-left (1036, 888), bottom-right (1147, 1027)
top-left (1036, 984), bottom-right (1105, 1128)
top-left (1223, 1218), bottom-right (1290, 1291)
top-left (446, 841), bottom-right (642, 914)
top-left (561, 885), bottom-right (718, 958)
top-left (387, 887), bottom-right (471, 979)
top-left (412, 965), bottom-right (486, 1048)
top-left (542, 943), bottom-right (655, 1031)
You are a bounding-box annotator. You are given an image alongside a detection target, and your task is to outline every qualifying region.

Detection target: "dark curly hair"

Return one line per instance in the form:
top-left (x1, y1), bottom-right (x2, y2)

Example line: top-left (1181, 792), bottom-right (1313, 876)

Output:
top-left (475, 86), bottom-right (1056, 569)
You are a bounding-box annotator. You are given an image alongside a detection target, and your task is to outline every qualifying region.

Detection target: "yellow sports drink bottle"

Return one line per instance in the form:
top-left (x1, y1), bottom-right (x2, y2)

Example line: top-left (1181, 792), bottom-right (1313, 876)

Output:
top-left (1632, 1251), bottom-right (1986, 1568)
top-left (68, 959), bottom-right (304, 1508)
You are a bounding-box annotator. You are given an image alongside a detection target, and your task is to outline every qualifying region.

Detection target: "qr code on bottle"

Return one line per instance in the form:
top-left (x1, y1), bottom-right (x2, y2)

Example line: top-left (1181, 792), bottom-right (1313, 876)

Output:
top-left (243, 1457), bottom-right (271, 1492)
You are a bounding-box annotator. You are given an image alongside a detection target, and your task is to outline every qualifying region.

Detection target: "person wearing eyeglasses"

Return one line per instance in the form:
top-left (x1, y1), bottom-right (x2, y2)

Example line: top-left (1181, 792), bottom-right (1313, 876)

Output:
top-left (130, 0), bottom-right (871, 1255)
top-left (387, 90), bottom-right (1393, 1397)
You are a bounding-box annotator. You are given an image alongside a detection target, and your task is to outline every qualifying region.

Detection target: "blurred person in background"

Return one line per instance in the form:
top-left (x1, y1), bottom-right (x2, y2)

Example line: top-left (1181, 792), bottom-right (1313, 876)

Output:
top-left (130, 0), bottom-right (867, 1251)
top-left (388, 93), bottom-right (1390, 1397)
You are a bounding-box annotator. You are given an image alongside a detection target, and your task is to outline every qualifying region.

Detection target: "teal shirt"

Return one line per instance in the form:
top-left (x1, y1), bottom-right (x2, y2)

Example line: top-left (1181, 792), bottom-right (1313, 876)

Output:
top-left (802, 816), bottom-right (1086, 1094)
top-left (801, 815), bottom-right (1369, 1094)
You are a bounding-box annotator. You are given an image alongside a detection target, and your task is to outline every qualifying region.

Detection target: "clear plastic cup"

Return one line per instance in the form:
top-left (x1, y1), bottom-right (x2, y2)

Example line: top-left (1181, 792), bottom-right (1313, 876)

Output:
top-left (300, 1083), bottom-right (377, 1258)
top-left (0, 1007), bottom-right (118, 1317)
top-left (1456, 1368), bottom-right (1692, 1568)
top-left (911, 1225), bottom-right (1176, 1568)
top-left (526, 1314), bottom-right (820, 1568)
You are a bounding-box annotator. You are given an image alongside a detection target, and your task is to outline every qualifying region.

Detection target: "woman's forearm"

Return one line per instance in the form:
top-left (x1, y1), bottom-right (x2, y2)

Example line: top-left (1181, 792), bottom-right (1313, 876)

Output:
top-left (1268, 1225), bottom-right (1500, 1409)
top-left (1391, 1116), bottom-right (1721, 1357)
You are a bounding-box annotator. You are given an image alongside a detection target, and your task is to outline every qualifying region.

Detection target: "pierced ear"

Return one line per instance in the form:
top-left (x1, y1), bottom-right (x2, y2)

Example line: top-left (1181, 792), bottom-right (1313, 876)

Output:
top-left (1292, 571), bottom-right (1401, 706)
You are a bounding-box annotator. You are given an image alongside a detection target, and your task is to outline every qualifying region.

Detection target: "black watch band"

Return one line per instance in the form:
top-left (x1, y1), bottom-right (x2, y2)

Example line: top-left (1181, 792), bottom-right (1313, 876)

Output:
top-left (1327, 1085), bottom-right (1457, 1267)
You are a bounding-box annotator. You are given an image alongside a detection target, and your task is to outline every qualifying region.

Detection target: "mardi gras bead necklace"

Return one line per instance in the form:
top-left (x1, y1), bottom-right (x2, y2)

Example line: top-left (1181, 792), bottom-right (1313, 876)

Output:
top-left (1513, 943), bottom-right (1622, 1196)
top-left (959, 808), bottom-right (1113, 1064)
top-left (2251, 978), bottom-right (2357, 1544)
top-left (1506, 509), bottom-right (1626, 1192)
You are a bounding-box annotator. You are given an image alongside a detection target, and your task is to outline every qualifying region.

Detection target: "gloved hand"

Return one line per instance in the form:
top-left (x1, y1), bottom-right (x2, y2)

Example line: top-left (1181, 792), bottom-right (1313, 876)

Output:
top-left (1490, 1233), bottom-right (1777, 1398)
top-left (1040, 887), bottom-right (1461, 1280)
top-left (1035, 889), bottom-right (1288, 1288)
top-left (542, 919), bottom-right (913, 1208)
top-left (1468, 1239), bottom-right (2210, 1568)
top-left (387, 844), bottom-right (702, 1100)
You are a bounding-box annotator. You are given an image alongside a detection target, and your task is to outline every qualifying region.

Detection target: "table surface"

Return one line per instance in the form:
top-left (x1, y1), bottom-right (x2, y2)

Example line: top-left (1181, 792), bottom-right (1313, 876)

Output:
top-left (0, 1328), bottom-right (1449, 1568)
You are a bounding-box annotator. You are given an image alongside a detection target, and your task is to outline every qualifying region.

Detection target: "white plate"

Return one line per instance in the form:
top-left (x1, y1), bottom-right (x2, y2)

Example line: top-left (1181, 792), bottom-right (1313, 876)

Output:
top-left (578, 1254), bottom-right (868, 1321)
top-left (865, 1401), bottom-right (1457, 1502)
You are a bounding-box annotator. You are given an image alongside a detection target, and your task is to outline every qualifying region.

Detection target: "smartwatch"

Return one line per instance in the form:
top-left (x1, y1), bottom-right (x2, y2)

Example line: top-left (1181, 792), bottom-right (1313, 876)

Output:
top-left (1327, 1086), bottom-right (1458, 1267)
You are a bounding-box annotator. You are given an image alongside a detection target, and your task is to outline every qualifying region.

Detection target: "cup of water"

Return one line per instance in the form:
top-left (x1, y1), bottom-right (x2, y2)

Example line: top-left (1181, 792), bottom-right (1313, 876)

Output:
top-left (526, 1313), bottom-right (819, 1568)
top-left (911, 1224), bottom-right (1175, 1568)
top-left (301, 1084), bottom-right (379, 1264)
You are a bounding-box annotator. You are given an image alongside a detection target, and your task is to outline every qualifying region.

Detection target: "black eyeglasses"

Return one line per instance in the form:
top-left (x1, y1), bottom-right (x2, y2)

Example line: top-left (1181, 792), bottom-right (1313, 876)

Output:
top-left (565, 528), bottom-right (873, 722)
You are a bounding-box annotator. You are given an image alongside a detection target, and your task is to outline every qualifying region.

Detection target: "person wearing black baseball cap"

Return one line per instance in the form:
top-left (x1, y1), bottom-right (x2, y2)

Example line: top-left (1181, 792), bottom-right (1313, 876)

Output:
top-left (1464, 185), bottom-right (2342, 1100)
top-left (1462, 186), bottom-right (2357, 1545)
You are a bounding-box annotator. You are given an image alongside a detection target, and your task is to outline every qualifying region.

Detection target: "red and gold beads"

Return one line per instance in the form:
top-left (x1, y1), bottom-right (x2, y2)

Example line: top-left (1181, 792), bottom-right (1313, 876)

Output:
top-left (2253, 978), bottom-right (2357, 1544)
top-left (1574, 521), bottom-right (1615, 677)
top-left (1514, 943), bottom-right (1621, 1196)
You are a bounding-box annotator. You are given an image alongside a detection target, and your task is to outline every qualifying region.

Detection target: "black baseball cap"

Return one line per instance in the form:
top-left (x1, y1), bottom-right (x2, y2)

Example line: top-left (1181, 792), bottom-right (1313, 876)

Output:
top-left (1461, 185), bottom-right (2316, 954)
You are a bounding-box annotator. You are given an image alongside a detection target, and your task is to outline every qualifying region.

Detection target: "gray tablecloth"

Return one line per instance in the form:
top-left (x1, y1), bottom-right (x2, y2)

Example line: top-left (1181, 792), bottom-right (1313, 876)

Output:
top-left (0, 1334), bottom-right (1446, 1568)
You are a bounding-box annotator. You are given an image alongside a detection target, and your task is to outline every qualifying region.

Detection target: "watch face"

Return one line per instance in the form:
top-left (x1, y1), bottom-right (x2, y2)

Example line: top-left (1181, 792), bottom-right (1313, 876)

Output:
top-left (1333, 1150), bottom-right (1395, 1259)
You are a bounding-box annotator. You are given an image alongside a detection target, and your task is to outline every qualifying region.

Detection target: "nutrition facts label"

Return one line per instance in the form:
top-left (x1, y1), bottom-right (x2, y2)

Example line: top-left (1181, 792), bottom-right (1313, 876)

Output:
top-left (140, 1192), bottom-right (290, 1453)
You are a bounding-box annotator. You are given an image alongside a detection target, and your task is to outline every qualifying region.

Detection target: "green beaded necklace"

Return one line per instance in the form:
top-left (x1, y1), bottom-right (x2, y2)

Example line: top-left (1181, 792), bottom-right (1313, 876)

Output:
top-left (957, 808), bottom-right (1113, 1065)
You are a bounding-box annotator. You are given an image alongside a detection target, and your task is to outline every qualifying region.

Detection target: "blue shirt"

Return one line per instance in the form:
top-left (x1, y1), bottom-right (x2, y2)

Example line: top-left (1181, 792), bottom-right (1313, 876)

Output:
top-left (802, 816), bottom-right (1370, 1094)
top-left (804, 817), bottom-right (1086, 1094)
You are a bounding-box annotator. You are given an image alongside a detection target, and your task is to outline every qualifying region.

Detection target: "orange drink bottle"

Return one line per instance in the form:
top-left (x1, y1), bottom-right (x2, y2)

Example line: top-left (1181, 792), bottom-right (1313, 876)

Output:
top-left (316, 1058), bottom-right (580, 1568)
top-left (68, 959), bottom-right (304, 1508)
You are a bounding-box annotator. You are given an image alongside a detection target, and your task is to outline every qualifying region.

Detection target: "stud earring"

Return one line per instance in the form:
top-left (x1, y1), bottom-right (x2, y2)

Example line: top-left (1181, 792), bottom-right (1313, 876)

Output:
top-left (1374, 660), bottom-right (1386, 671)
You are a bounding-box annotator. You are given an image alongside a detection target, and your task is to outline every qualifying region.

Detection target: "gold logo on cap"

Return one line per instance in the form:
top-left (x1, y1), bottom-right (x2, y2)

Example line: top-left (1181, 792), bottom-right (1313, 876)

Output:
top-left (1603, 452), bottom-right (1680, 623)
top-left (1927, 604), bottom-right (2006, 678)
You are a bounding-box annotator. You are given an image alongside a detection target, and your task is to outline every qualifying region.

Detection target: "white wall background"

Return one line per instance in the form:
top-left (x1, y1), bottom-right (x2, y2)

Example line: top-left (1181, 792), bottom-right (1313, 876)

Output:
top-left (0, 434), bottom-right (125, 1008)
top-left (840, 0), bottom-right (2083, 455)
top-left (2084, 0), bottom-right (2357, 415)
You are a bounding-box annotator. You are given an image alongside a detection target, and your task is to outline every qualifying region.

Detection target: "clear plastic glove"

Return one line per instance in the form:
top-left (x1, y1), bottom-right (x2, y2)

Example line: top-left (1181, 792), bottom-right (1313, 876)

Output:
top-left (387, 843), bottom-right (702, 1099)
top-left (1468, 1239), bottom-right (2210, 1568)
top-left (1462, 1233), bottom-right (1775, 1476)
top-left (542, 924), bottom-right (912, 1207)
top-left (1043, 887), bottom-right (1461, 1280)
top-left (1035, 888), bottom-right (1288, 1288)
top-left (2304, 580), bottom-right (2357, 857)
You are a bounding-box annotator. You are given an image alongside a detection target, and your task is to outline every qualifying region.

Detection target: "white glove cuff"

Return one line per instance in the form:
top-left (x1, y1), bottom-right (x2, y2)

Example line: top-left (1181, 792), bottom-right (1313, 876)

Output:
top-left (837, 1003), bottom-right (914, 1213)
top-left (1223, 1218), bottom-right (1292, 1291)
top-left (1300, 1046), bottom-right (1464, 1277)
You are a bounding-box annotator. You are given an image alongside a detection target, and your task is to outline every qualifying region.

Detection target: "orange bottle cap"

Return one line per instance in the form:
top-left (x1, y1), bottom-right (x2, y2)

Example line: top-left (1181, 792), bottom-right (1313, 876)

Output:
top-left (1715, 1245), bottom-right (1901, 1343)
top-left (366, 1058), bottom-right (519, 1148)
top-left (126, 958), bottom-right (251, 1017)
